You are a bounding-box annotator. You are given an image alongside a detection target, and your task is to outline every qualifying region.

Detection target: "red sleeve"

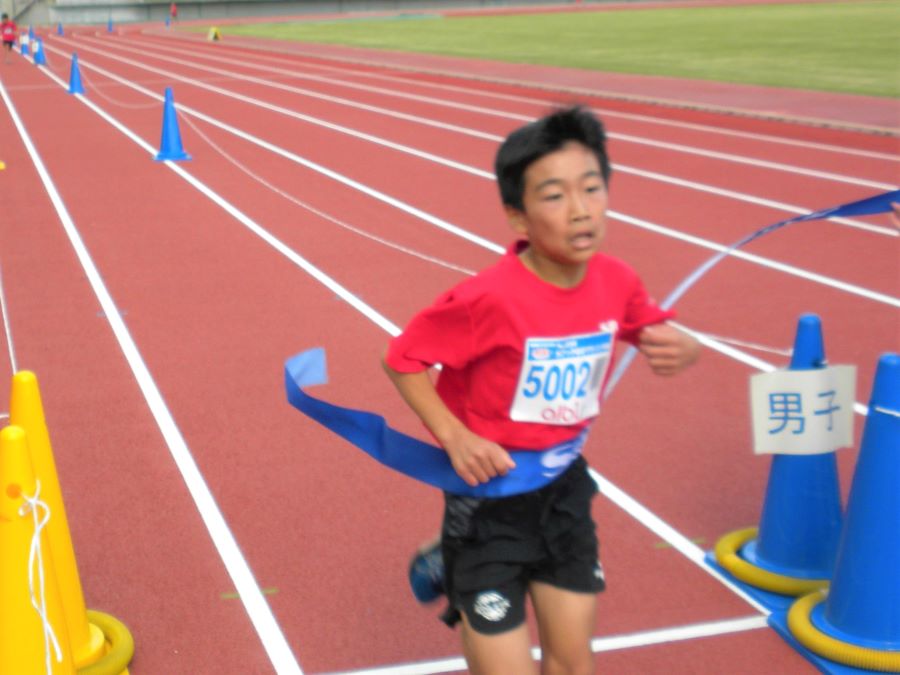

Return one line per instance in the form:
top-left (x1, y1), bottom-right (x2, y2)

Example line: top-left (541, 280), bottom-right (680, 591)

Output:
top-left (385, 289), bottom-right (475, 373)
top-left (617, 276), bottom-right (675, 345)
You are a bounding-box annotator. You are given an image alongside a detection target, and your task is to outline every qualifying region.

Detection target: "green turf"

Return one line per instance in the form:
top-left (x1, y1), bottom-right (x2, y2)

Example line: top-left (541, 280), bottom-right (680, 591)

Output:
top-left (215, 1), bottom-right (900, 98)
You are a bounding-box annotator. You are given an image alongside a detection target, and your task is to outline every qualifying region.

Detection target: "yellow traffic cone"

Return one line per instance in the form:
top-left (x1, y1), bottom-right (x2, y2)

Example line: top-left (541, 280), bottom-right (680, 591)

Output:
top-left (0, 425), bottom-right (75, 674)
top-left (10, 372), bottom-right (106, 668)
top-left (10, 372), bottom-right (134, 674)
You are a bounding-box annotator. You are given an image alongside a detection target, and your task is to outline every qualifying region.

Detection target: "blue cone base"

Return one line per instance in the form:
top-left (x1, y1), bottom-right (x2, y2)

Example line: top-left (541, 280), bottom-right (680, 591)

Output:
top-left (703, 551), bottom-right (794, 613)
top-left (740, 538), bottom-right (834, 581)
top-left (769, 611), bottom-right (879, 675)
top-left (154, 151), bottom-right (191, 162)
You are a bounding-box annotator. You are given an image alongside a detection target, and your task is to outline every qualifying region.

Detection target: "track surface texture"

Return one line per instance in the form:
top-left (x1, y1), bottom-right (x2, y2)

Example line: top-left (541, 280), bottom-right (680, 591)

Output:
top-left (0, 8), bottom-right (897, 674)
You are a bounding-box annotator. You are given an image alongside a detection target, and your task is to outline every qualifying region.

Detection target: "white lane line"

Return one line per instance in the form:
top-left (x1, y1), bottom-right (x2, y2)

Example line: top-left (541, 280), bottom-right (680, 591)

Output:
top-left (44, 42), bottom-right (899, 309)
top-left (74, 34), bottom-right (899, 194)
top-left (3, 73), bottom-right (304, 675)
top-left (43, 43), bottom-right (504, 254)
top-left (137, 30), bottom-right (900, 163)
top-left (25, 55), bottom-right (771, 623)
top-left (70, 35), bottom-right (897, 238)
top-left (0, 261), bottom-right (18, 374)
top-left (608, 211), bottom-right (900, 309)
top-left (320, 615), bottom-right (769, 674)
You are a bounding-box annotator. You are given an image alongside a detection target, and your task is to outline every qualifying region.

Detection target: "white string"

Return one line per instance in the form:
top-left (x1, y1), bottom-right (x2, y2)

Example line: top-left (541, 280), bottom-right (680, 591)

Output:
top-left (0, 260), bottom-right (17, 373)
top-left (177, 111), bottom-right (478, 277)
top-left (668, 321), bottom-right (792, 357)
top-left (76, 64), bottom-right (159, 110)
top-left (18, 481), bottom-right (63, 674)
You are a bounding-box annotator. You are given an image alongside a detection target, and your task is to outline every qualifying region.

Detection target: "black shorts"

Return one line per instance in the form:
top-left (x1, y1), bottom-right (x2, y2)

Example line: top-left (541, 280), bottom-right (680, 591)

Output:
top-left (2, 40), bottom-right (13, 50)
top-left (440, 456), bottom-right (605, 635)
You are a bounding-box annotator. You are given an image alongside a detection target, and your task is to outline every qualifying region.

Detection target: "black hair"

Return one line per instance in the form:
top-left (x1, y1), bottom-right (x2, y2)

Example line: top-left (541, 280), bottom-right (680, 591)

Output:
top-left (494, 105), bottom-right (611, 211)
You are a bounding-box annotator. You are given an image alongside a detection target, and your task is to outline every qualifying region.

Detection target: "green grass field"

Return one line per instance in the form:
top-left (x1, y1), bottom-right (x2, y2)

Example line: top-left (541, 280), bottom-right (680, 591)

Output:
top-left (216, 1), bottom-right (900, 98)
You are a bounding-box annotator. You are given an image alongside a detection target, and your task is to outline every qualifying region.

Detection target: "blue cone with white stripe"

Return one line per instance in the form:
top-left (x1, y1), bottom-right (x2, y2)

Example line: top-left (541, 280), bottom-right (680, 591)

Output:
top-left (741, 314), bottom-right (844, 581)
top-left (33, 38), bottom-right (46, 66)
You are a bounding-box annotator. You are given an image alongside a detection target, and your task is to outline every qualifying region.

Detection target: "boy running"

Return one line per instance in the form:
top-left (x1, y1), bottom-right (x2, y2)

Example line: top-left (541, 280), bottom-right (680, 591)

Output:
top-left (383, 106), bottom-right (699, 674)
top-left (1, 14), bottom-right (17, 64)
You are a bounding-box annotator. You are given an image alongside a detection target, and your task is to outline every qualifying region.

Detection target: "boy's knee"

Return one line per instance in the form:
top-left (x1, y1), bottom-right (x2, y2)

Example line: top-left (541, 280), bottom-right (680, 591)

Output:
top-left (540, 649), bottom-right (594, 675)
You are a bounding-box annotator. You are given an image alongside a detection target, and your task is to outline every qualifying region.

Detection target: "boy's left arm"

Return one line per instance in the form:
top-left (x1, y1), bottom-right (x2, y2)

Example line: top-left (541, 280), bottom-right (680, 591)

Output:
top-left (637, 323), bottom-right (700, 376)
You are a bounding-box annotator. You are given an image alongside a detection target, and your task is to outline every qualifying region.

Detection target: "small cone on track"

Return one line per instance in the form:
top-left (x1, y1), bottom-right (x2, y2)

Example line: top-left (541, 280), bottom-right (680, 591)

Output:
top-left (68, 53), bottom-right (85, 95)
top-left (713, 314), bottom-right (844, 598)
top-left (33, 38), bottom-right (47, 66)
top-left (0, 425), bottom-right (76, 674)
top-left (154, 87), bottom-right (191, 162)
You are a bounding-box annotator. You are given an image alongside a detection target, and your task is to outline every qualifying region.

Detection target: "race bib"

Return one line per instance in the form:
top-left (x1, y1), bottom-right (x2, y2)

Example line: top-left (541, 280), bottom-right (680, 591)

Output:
top-left (510, 325), bottom-right (615, 425)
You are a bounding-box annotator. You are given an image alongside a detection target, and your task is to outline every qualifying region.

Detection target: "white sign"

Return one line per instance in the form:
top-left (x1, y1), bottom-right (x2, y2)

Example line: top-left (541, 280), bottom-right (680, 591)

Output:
top-left (750, 365), bottom-right (856, 455)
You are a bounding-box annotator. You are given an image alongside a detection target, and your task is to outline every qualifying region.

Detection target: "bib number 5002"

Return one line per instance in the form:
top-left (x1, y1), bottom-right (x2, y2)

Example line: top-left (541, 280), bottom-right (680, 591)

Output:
top-left (521, 362), bottom-right (593, 402)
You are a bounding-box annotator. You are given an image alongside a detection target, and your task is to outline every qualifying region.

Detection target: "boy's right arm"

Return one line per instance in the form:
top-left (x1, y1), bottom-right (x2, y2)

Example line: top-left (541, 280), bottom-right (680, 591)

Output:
top-left (382, 357), bottom-right (515, 487)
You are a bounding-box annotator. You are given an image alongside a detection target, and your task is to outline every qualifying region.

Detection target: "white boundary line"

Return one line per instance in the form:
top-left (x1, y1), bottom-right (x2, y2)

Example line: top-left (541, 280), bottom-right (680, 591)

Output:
top-left (0, 261), bottom-right (18, 374)
top-left (320, 615), bottom-right (769, 674)
top-left (0, 74), bottom-right (304, 675)
top-left (135, 29), bottom-right (900, 162)
top-left (38, 42), bottom-right (900, 308)
top-left (72, 34), bottom-right (900, 222)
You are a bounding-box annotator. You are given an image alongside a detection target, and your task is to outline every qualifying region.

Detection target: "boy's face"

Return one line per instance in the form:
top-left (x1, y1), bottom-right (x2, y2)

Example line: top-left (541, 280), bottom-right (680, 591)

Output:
top-left (507, 141), bottom-right (608, 285)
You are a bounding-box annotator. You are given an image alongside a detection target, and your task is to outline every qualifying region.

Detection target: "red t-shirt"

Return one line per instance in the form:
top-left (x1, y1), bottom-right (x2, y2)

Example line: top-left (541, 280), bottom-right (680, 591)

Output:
top-left (1, 20), bottom-right (17, 42)
top-left (386, 242), bottom-right (674, 450)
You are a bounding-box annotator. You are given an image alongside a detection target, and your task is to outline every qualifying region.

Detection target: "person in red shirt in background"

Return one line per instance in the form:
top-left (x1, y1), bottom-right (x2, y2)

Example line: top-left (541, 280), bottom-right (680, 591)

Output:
top-left (169, 2), bottom-right (178, 22)
top-left (2, 13), bottom-right (18, 64)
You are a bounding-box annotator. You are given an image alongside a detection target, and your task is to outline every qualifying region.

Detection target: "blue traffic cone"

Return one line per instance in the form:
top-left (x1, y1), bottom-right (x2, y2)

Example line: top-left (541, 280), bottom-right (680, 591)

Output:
top-left (33, 38), bottom-right (46, 66)
top-left (781, 353), bottom-right (900, 671)
top-left (57, 22), bottom-right (64, 36)
top-left (68, 53), bottom-right (85, 95)
top-left (28, 25), bottom-right (34, 41)
top-left (713, 314), bottom-right (843, 601)
top-left (154, 88), bottom-right (191, 162)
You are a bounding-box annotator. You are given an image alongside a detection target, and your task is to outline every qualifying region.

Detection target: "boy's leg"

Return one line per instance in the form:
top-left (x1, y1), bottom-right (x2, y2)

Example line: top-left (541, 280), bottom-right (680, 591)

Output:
top-left (460, 613), bottom-right (537, 675)
top-left (529, 581), bottom-right (596, 675)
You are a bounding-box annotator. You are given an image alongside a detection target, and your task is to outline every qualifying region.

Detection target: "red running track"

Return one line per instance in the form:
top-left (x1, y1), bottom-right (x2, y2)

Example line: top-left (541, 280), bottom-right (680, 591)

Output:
top-left (0, 21), bottom-right (897, 675)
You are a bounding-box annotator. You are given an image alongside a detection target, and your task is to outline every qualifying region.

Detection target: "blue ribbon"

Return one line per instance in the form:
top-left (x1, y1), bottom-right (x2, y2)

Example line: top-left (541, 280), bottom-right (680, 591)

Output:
top-left (605, 189), bottom-right (900, 393)
top-left (286, 190), bottom-right (899, 495)
top-left (285, 348), bottom-right (587, 497)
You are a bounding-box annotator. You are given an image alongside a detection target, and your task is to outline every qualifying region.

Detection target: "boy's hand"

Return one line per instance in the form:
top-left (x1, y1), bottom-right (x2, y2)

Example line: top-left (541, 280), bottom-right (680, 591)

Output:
top-left (443, 425), bottom-right (516, 487)
top-left (637, 323), bottom-right (700, 376)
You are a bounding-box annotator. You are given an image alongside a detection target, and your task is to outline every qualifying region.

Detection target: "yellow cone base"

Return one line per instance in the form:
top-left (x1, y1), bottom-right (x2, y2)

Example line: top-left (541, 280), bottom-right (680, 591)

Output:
top-left (74, 622), bottom-right (106, 668)
top-left (714, 527), bottom-right (829, 597)
top-left (788, 591), bottom-right (900, 672)
top-left (76, 611), bottom-right (134, 675)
